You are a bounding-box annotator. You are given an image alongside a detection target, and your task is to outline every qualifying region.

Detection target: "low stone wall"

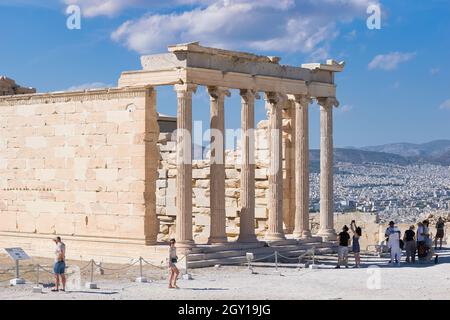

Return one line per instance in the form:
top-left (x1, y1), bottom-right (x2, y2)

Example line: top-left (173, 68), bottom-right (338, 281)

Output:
top-left (311, 212), bottom-right (450, 250)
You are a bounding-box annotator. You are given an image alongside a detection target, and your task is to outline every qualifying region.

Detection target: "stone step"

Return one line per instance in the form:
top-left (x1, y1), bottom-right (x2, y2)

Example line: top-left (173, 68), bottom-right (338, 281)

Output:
top-left (187, 243), bottom-right (334, 267)
top-left (189, 242), bottom-right (265, 254)
top-left (188, 249), bottom-right (317, 268)
top-left (187, 243), bottom-right (328, 262)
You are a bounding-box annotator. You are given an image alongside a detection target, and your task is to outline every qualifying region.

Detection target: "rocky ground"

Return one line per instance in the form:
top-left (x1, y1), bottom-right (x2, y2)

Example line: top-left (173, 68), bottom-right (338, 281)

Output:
top-left (1, 249), bottom-right (450, 300)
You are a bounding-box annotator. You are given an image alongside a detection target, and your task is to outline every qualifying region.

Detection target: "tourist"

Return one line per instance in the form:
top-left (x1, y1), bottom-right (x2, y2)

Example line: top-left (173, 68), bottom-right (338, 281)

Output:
top-left (52, 236), bottom-right (66, 292)
top-left (423, 220), bottom-right (431, 248)
top-left (417, 221), bottom-right (426, 260)
top-left (385, 221), bottom-right (397, 238)
top-left (335, 225), bottom-right (350, 269)
top-left (350, 220), bottom-right (362, 268)
top-left (168, 238), bottom-right (180, 289)
top-left (435, 217), bottom-right (445, 250)
top-left (403, 225), bottom-right (416, 263)
top-left (387, 222), bottom-right (401, 265)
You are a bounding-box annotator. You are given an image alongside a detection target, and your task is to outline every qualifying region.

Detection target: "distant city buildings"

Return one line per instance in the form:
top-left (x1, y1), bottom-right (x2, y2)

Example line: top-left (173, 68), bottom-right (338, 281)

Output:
top-left (309, 163), bottom-right (450, 223)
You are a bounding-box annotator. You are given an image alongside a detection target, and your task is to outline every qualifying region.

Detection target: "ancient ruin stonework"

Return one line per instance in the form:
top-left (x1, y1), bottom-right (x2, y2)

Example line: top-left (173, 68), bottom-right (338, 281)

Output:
top-left (0, 86), bottom-right (160, 262)
top-left (0, 43), bottom-right (346, 264)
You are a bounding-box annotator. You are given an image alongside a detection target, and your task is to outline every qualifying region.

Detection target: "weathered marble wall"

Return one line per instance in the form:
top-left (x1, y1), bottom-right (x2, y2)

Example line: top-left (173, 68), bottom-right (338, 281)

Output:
top-left (0, 87), bottom-right (159, 248)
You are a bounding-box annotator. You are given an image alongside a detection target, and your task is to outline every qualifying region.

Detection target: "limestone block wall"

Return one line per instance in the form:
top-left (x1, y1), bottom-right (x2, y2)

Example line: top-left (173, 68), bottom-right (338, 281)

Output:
top-left (156, 112), bottom-right (295, 243)
top-left (0, 87), bottom-right (159, 245)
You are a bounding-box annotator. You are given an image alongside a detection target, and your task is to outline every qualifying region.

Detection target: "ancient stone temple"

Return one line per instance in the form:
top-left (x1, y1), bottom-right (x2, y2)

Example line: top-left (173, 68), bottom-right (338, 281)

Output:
top-left (0, 43), bottom-right (344, 266)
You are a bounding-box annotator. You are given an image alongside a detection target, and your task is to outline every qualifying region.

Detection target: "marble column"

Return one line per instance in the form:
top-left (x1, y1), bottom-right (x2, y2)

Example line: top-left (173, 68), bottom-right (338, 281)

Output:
top-left (265, 92), bottom-right (286, 241)
top-left (291, 95), bottom-right (312, 239)
top-left (174, 84), bottom-right (197, 248)
top-left (237, 89), bottom-right (259, 243)
top-left (317, 97), bottom-right (339, 241)
top-left (207, 86), bottom-right (230, 244)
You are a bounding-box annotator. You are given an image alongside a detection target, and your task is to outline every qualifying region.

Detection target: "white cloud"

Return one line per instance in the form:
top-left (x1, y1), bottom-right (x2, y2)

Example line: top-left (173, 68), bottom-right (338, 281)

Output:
top-left (67, 82), bottom-right (113, 91)
top-left (107, 0), bottom-right (377, 55)
top-left (338, 104), bottom-right (353, 113)
top-left (430, 67), bottom-right (440, 75)
top-left (344, 29), bottom-right (357, 41)
top-left (63, 0), bottom-right (144, 17)
top-left (439, 99), bottom-right (450, 110)
top-left (368, 52), bottom-right (416, 71)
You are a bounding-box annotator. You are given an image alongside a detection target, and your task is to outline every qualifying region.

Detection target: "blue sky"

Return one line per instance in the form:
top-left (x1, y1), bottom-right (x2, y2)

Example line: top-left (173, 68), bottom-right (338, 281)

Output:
top-left (1, 0), bottom-right (449, 148)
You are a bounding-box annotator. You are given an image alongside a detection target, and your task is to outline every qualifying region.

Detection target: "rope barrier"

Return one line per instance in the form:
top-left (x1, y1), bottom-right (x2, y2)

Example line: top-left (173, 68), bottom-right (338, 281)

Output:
top-left (250, 252), bottom-right (276, 262)
top-left (92, 259), bottom-right (140, 271)
top-left (1, 248), bottom-right (328, 288)
top-left (79, 260), bottom-right (94, 271)
top-left (37, 264), bottom-right (55, 275)
top-left (140, 257), bottom-right (165, 269)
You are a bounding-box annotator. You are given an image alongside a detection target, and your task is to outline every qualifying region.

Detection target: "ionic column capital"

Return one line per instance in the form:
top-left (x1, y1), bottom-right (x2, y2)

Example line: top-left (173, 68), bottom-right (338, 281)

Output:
top-left (264, 92), bottom-right (285, 105)
top-left (240, 89), bottom-right (260, 101)
top-left (316, 97), bottom-right (339, 109)
top-left (174, 83), bottom-right (198, 96)
top-left (207, 86), bottom-right (231, 100)
top-left (287, 94), bottom-right (312, 106)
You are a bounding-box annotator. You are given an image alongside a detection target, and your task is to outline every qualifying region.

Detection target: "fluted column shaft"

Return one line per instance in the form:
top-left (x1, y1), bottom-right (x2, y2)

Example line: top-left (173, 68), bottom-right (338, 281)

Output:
top-left (207, 86), bottom-right (229, 244)
top-left (317, 97), bottom-right (338, 241)
top-left (292, 95), bottom-right (312, 239)
top-left (174, 84), bottom-right (197, 248)
top-left (237, 89), bottom-right (258, 243)
top-left (265, 92), bottom-right (286, 240)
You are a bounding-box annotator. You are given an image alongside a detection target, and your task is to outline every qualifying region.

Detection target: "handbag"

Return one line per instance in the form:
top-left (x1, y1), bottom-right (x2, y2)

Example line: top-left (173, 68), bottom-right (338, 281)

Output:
top-left (171, 256), bottom-right (178, 263)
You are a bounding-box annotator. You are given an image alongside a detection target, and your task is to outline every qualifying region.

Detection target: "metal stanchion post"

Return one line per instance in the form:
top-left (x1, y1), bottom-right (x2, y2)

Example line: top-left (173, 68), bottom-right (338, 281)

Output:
top-left (85, 260), bottom-right (98, 289)
top-left (10, 260), bottom-right (25, 285)
top-left (274, 251), bottom-right (279, 273)
top-left (32, 265), bottom-right (42, 293)
top-left (246, 253), bottom-right (255, 274)
top-left (182, 251), bottom-right (193, 280)
top-left (136, 257), bottom-right (148, 283)
top-left (309, 248), bottom-right (319, 269)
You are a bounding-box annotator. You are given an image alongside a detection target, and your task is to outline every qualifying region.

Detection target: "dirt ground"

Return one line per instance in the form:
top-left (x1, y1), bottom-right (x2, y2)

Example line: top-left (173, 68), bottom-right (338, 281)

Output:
top-left (1, 248), bottom-right (450, 300)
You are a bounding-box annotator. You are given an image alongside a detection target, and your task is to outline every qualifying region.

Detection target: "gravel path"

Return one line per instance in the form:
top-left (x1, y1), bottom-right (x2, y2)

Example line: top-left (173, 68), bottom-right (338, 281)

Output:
top-left (1, 249), bottom-right (449, 300)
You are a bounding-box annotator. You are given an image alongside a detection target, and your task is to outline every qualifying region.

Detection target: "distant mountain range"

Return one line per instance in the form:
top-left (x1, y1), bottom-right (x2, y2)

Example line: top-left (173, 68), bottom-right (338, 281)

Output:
top-left (196, 140), bottom-right (450, 168)
top-left (359, 140), bottom-right (450, 166)
top-left (310, 140), bottom-right (450, 168)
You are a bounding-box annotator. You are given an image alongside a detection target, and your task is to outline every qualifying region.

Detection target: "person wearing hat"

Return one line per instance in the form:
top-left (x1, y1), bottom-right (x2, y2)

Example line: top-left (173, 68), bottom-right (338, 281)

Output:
top-left (52, 236), bottom-right (66, 292)
top-left (403, 225), bottom-right (416, 263)
top-left (385, 221), bottom-right (397, 239)
top-left (385, 221), bottom-right (401, 264)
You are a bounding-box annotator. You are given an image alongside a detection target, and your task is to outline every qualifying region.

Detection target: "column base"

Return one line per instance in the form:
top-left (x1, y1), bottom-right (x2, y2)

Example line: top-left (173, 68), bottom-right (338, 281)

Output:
top-left (144, 239), bottom-right (157, 246)
top-left (264, 232), bottom-right (286, 241)
top-left (176, 240), bottom-right (196, 248)
top-left (317, 229), bottom-right (337, 241)
top-left (207, 237), bottom-right (228, 245)
top-left (293, 230), bottom-right (312, 239)
top-left (236, 234), bottom-right (258, 243)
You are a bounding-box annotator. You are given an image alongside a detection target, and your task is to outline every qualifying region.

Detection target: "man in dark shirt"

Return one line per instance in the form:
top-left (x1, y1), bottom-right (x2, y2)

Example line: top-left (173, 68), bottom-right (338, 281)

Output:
top-left (335, 225), bottom-right (351, 269)
top-left (403, 226), bottom-right (416, 263)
